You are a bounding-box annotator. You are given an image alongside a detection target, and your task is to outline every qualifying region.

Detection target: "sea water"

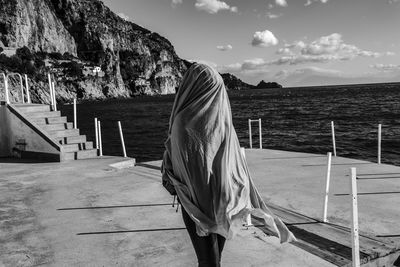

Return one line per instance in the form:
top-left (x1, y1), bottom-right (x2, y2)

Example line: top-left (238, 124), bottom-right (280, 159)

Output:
top-left (60, 83), bottom-right (400, 164)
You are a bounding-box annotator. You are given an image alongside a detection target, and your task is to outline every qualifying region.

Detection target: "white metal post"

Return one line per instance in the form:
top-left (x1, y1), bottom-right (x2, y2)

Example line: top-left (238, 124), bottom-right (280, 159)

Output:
top-left (94, 118), bottom-right (99, 149)
top-left (323, 152), bottom-right (332, 222)
top-left (2, 73), bottom-right (10, 104)
top-left (48, 74), bottom-right (53, 108)
top-left (24, 74), bottom-right (31, 103)
top-left (51, 81), bottom-right (57, 111)
top-left (378, 124), bottom-right (381, 164)
top-left (118, 121), bottom-right (127, 157)
top-left (248, 119), bottom-right (252, 149)
top-left (258, 118), bottom-right (262, 149)
top-left (98, 120), bottom-right (103, 156)
top-left (331, 121), bottom-right (337, 157)
top-left (350, 167), bottom-right (360, 267)
top-left (73, 99), bottom-right (77, 129)
top-left (16, 74), bottom-right (24, 104)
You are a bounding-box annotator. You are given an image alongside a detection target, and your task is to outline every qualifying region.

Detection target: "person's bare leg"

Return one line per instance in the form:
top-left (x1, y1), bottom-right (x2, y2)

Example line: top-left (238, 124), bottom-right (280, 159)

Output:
top-left (181, 207), bottom-right (220, 267)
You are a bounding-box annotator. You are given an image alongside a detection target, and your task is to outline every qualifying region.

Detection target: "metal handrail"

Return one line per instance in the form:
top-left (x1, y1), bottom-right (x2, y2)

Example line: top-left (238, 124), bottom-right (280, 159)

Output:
top-left (1, 72), bottom-right (32, 104)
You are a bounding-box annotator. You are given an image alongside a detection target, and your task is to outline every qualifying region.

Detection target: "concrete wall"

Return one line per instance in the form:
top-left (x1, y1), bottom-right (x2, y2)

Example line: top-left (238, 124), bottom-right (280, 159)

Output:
top-left (0, 104), bottom-right (59, 158)
top-left (0, 105), bottom-right (11, 157)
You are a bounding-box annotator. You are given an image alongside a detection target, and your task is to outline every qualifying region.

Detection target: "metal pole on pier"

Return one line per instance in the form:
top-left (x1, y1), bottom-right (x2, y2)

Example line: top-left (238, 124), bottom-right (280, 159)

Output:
top-left (24, 74), bottom-right (31, 103)
top-left (331, 121), bottom-right (337, 156)
top-left (248, 119), bottom-right (252, 149)
top-left (117, 121), bottom-right (127, 157)
top-left (349, 167), bottom-right (360, 267)
top-left (94, 118), bottom-right (99, 149)
top-left (258, 118), bottom-right (262, 149)
top-left (378, 124), bottom-right (382, 164)
top-left (98, 120), bottom-right (103, 156)
top-left (48, 74), bottom-right (54, 108)
top-left (51, 81), bottom-right (57, 111)
top-left (322, 152), bottom-right (332, 223)
top-left (73, 99), bottom-right (77, 129)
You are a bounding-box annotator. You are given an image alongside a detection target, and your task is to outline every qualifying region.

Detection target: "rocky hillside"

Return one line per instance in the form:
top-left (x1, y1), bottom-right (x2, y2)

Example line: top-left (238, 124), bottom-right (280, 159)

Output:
top-left (0, 0), bottom-right (189, 102)
top-left (254, 80), bottom-right (282, 89)
top-left (220, 73), bottom-right (255, 90)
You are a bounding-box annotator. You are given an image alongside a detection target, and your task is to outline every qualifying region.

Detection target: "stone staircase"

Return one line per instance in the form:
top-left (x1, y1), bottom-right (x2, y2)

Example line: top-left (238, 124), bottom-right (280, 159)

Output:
top-left (15, 104), bottom-right (98, 161)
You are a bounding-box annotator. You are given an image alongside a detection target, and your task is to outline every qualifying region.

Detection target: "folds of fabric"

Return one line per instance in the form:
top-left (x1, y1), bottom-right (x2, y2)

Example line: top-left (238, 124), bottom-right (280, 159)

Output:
top-left (162, 63), bottom-right (296, 243)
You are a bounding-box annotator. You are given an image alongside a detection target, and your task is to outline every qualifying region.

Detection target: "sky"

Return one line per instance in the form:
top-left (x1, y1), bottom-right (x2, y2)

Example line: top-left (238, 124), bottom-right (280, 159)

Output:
top-left (102, 0), bottom-right (400, 87)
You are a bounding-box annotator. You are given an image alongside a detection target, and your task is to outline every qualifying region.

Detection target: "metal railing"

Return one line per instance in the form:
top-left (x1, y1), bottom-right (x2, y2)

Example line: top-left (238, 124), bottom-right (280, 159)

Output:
top-left (1, 72), bottom-right (31, 104)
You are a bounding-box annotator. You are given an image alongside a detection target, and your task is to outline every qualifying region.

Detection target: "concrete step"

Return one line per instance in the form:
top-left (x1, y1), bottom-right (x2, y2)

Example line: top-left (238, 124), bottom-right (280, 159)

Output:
top-left (42, 122), bottom-right (73, 131)
top-left (56, 135), bottom-right (87, 145)
top-left (14, 104), bottom-right (51, 113)
top-left (26, 111), bottom-right (61, 118)
top-left (31, 116), bottom-right (68, 125)
top-left (63, 149), bottom-right (98, 161)
top-left (62, 142), bottom-right (94, 153)
top-left (49, 129), bottom-right (79, 138)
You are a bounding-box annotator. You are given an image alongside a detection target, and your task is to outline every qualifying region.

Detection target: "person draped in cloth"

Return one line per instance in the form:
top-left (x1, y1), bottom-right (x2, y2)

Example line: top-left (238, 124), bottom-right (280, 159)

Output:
top-left (162, 63), bottom-right (296, 266)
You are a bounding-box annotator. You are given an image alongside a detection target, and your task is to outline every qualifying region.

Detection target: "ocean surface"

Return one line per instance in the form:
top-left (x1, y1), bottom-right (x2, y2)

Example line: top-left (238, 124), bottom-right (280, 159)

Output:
top-left (60, 83), bottom-right (400, 165)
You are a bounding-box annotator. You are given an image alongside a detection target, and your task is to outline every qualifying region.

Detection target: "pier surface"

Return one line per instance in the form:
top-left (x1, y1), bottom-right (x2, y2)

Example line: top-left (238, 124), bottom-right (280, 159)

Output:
top-left (1, 150), bottom-right (399, 266)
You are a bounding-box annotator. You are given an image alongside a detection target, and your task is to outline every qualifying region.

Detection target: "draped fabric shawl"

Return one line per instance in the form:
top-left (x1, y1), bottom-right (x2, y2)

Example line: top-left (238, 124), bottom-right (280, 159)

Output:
top-left (162, 63), bottom-right (295, 243)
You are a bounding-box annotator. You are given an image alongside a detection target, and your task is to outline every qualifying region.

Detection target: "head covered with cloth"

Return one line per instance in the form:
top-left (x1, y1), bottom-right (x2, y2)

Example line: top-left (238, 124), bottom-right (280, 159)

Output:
top-left (162, 63), bottom-right (295, 253)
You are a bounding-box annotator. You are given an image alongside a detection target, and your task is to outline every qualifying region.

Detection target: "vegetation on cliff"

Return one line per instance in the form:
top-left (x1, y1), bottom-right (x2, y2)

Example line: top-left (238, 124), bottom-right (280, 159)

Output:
top-left (0, 0), bottom-right (190, 102)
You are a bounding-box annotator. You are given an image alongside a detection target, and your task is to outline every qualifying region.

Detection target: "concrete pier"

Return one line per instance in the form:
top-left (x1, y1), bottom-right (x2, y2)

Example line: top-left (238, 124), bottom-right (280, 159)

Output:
top-left (1, 150), bottom-right (399, 266)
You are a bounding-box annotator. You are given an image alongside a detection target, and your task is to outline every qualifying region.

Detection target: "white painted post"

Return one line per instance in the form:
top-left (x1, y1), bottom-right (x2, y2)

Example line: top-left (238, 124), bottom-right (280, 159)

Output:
top-left (48, 74), bottom-right (53, 108)
top-left (350, 167), bottom-right (360, 267)
top-left (258, 118), bottom-right (262, 149)
top-left (51, 81), bottom-right (57, 111)
top-left (331, 121), bottom-right (337, 157)
top-left (2, 73), bottom-right (10, 104)
top-left (378, 124), bottom-right (381, 164)
top-left (73, 99), bottom-right (77, 129)
top-left (24, 74), bottom-right (31, 103)
top-left (16, 74), bottom-right (24, 104)
top-left (248, 119), bottom-right (252, 149)
top-left (118, 121), bottom-right (127, 157)
top-left (94, 118), bottom-right (99, 149)
top-left (323, 152), bottom-right (332, 222)
top-left (98, 120), bottom-right (103, 156)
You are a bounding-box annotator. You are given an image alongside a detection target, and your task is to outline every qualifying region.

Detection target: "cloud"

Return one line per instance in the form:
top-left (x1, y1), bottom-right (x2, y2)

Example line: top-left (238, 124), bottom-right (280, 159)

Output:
top-left (388, 0), bottom-right (400, 3)
top-left (172, 0), bottom-right (183, 5)
top-left (251, 30), bottom-right (279, 47)
top-left (216, 44), bottom-right (233, 51)
top-left (370, 64), bottom-right (400, 71)
top-left (266, 12), bottom-right (282, 19)
top-left (195, 0), bottom-right (238, 14)
top-left (268, 33), bottom-right (387, 65)
top-left (117, 13), bottom-right (130, 21)
top-left (305, 0), bottom-right (329, 6)
top-left (275, 0), bottom-right (288, 7)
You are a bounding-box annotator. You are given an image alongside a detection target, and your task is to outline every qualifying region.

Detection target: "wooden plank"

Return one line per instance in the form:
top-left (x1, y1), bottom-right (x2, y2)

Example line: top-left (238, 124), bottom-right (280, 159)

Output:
top-left (257, 203), bottom-right (399, 266)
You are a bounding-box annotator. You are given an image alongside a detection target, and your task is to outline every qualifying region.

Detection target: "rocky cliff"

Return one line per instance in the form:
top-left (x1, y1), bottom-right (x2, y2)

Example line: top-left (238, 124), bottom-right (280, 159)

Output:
top-left (0, 0), bottom-right (189, 102)
top-left (220, 73), bottom-right (255, 90)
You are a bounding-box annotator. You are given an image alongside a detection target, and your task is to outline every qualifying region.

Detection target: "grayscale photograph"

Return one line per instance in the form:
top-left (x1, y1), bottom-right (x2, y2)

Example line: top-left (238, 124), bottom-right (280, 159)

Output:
top-left (0, 0), bottom-right (399, 266)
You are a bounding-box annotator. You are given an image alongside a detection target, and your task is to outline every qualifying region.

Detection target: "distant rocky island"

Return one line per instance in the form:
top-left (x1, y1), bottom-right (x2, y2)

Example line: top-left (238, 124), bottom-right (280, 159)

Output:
top-left (254, 80), bottom-right (283, 89)
top-left (0, 0), bottom-right (281, 103)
